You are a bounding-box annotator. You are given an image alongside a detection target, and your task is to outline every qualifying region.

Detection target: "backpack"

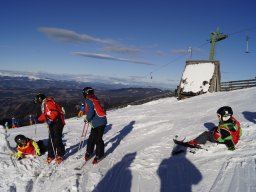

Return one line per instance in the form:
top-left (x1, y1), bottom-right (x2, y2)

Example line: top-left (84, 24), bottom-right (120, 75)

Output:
top-left (45, 97), bottom-right (66, 125)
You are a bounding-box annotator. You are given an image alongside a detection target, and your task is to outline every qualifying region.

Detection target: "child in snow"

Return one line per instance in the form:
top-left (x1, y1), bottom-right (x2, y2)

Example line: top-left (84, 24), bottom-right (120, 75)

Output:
top-left (34, 93), bottom-right (65, 164)
top-left (15, 134), bottom-right (46, 160)
top-left (82, 87), bottom-right (107, 164)
top-left (187, 106), bottom-right (242, 150)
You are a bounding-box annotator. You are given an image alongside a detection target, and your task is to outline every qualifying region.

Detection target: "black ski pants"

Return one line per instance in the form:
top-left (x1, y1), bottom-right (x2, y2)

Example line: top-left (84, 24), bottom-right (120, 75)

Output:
top-left (86, 125), bottom-right (105, 158)
top-left (48, 119), bottom-right (65, 158)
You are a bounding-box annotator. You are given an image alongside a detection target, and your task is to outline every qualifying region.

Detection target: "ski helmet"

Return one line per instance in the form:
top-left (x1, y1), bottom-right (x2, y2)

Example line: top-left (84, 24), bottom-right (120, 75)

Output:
top-left (15, 135), bottom-right (27, 146)
top-left (217, 106), bottom-right (233, 122)
top-left (83, 87), bottom-right (94, 97)
top-left (34, 93), bottom-right (46, 104)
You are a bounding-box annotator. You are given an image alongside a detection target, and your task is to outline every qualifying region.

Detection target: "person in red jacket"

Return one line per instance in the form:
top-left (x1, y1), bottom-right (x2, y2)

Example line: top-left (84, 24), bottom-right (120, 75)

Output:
top-left (83, 87), bottom-right (107, 164)
top-left (34, 93), bottom-right (65, 163)
top-left (15, 134), bottom-right (46, 160)
top-left (187, 106), bottom-right (242, 150)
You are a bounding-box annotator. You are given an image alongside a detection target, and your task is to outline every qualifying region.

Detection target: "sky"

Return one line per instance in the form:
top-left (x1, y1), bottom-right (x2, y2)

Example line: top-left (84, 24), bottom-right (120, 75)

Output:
top-left (1, 87), bottom-right (256, 191)
top-left (0, 0), bottom-right (256, 89)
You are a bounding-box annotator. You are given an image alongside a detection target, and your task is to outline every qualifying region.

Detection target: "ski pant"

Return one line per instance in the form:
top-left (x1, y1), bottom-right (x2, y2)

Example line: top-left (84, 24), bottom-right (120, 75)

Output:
top-left (48, 119), bottom-right (65, 158)
top-left (194, 128), bottom-right (235, 149)
top-left (37, 140), bottom-right (47, 155)
top-left (194, 129), bottom-right (216, 144)
top-left (86, 125), bottom-right (105, 158)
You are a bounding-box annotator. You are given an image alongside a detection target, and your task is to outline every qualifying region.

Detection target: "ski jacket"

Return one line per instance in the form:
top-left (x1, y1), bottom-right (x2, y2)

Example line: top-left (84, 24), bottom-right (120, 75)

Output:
top-left (212, 117), bottom-right (242, 145)
top-left (16, 139), bottom-right (40, 159)
top-left (38, 97), bottom-right (65, 125)
top-left (84, 94), bottom-right (107, 128)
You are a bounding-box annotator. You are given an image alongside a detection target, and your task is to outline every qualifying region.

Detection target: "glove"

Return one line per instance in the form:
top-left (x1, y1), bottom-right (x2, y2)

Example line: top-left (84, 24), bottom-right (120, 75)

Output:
top-left (84, 118), bottom-right (89, 124)
top-left (47, 120), bottom-right (53, 126)
top-left (228, 146), bottom-right (235, 151)
top-left (36, 149), bottom-right (41, 156)
top-left (16, 152), bottom-right (23, 160)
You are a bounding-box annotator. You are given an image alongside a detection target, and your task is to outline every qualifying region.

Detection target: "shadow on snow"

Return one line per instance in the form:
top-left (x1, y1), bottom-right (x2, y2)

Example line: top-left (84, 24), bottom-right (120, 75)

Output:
top-left (94, 152), bottom-right (136, 192)
top-left (157, 145), bottom-right (202, 192)
top-left (242, 111), bottom-right (256, 124)
top-left (64, 124), bottom-right (113, 158)
top-left (104, 121), bottom-right (135, 158)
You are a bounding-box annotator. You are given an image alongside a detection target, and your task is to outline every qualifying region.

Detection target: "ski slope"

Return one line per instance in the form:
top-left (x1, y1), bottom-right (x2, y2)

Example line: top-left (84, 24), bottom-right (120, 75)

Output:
top-left (1, 87), bottom-right (256, 192)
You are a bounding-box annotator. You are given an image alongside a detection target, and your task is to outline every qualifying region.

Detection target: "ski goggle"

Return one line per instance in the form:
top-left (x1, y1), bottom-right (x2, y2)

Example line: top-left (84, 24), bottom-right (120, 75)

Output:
top-left (17, 140), bottom-right (27, 147)
top-left (82, 88), bottom-right (94, 96)
top-left (217, 114), bottom-right (231, 121)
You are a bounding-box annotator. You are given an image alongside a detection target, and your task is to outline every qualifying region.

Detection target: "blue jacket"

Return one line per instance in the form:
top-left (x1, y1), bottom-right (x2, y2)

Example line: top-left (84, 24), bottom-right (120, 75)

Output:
top-left (84, 95), bottom-right (107, 128)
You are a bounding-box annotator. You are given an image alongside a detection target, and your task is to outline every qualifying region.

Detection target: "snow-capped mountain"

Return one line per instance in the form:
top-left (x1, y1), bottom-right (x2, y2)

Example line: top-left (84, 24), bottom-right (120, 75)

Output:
top-left (0, 70), bottom-right (174, 89)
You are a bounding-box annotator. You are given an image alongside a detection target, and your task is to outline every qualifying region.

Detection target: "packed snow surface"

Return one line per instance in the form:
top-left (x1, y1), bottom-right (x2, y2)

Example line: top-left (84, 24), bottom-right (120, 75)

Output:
top-left (1, 87), bottom-right (256, 192)
top-left (180, 62), bottom-right (215, 93)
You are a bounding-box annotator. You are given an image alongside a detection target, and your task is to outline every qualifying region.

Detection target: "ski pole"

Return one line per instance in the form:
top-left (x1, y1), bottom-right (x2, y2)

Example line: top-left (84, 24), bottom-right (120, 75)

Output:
top-left (48, 128), bottom-right (57, 158)
top-left (33, 117), bottom-right (38, 137)
top-left (0, 151), bottom-right (15, 156)
top-left (77, 122), bottom-right (89, 154)
top-left (77, 123), bottom-right (86, 152)
top-left (80, 123), bottom-right (90, 151)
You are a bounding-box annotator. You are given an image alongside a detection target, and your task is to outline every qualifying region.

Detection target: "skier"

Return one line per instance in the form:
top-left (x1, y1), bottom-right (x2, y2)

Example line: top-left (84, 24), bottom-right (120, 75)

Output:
top-left (78, 103), bottom-right (85, 117)
top-left (82, 87), bottom-right (107, 164)
top-left (15, 134), bottom-right (46, 160)
top-left (34, 93), bottom-right (65, 163)
top-left (12, 117), bottom-right (16, 128)
top-left (187, 106), bottom-right (242, 150)
top-left (4, 121), bottom-right (9, 130)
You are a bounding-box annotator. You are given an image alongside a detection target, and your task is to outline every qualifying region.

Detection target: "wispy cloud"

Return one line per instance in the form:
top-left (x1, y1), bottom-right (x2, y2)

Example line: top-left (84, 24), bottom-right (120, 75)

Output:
top-left (38, 27), bottom-right (142, 55)
top-left (73, 52), bottom-right (153, 65)
top-left (38, 27), bottom-right (114, 45)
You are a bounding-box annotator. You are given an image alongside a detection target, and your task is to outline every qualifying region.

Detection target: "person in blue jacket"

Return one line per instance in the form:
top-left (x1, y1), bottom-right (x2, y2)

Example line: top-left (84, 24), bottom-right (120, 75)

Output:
top-left (83, 87), bottom-right (107, 164)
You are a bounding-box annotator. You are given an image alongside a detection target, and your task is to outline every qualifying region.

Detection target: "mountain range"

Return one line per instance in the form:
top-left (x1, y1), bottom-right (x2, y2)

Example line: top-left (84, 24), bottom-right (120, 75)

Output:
top-left (0, 70), bottom-right (173, 126)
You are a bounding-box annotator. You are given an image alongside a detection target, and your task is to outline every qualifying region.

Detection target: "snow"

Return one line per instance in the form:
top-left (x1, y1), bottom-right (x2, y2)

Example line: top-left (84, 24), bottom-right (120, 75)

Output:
top-left (1, 87), bottom-right (256, 192)
top-left (180, 62), bottom-right (215, 93)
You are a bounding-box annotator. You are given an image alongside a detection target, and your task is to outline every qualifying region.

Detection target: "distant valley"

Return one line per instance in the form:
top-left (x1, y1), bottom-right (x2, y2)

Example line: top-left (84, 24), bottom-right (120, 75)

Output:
top-left (0, 74), bottom-right (174, 127)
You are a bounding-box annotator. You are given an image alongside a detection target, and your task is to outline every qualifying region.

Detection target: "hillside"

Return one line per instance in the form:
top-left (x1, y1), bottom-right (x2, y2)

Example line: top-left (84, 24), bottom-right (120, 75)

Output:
top-left (0, 77), bottom-right (172, 126)
top-left (0, 87), bottom-right (256, 191)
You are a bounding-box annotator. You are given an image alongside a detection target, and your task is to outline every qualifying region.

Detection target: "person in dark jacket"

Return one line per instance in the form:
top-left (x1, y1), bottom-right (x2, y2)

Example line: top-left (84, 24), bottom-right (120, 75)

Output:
top-left (34, 93), bottom-right (65, 164)
top-left (82, 87), bottom-right (107, 164)
top-left (187, 106), bottom-right (242, 150)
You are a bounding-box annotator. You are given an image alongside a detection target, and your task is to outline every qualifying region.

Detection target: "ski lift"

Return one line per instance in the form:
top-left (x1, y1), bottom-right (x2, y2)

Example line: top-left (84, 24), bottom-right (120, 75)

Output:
top-left (150, 72), bottom-right (153, 79)
top-left (188, 47), bottom-right (192, 59)
top-left (245, 34), bottom-right (250, 53)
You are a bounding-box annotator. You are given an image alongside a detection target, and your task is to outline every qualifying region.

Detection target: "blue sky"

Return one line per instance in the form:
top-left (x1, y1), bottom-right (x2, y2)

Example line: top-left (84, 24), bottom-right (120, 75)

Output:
top-left (0, 0), bottom-right (255, 88)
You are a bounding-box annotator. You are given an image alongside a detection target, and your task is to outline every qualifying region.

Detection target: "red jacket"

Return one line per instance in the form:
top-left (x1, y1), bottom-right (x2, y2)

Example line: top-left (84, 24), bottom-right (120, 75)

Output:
top-left (212, 117), bottom-right (242, 144)
top-left (16, 139), bottom-right (39, 158)
top-left (84, 94), bottom-right (106, 117)
top-left (38, 97), bottom-right (65, 125)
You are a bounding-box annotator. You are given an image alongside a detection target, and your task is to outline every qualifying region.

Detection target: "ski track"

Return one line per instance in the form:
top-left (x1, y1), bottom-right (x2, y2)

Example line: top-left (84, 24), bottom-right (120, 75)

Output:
top-left (1, 122), bottom-right (255, 192)
top-left (1, 88), bottom-right (256, 192)
top-left (209, 155), bottom-right (256, 192)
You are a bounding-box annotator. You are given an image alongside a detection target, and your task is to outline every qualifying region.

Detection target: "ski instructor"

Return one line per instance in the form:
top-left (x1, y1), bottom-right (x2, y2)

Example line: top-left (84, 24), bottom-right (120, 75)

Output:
top-left (82, 87), bottom-right (107, 164)
top-left (34, 93), bottom-right (65, 164)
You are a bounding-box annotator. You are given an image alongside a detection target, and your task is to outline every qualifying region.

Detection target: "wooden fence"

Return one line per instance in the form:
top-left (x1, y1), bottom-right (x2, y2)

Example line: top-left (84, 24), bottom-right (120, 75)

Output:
top-left (221, 78), bottom-right (256, 91)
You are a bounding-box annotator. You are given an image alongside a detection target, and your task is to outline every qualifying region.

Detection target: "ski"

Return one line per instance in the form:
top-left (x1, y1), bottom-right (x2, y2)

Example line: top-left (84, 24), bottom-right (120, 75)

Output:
top-left (92, 157), bottom-right (104, 165)
top-left (74, 156), bottom-right (104, 170)
top-left (172, 139), bottom-right (207, 155)
top-left (173, 139), bottom-right (203, 149)
top-left (74, 161), bottom-right (87, 170)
